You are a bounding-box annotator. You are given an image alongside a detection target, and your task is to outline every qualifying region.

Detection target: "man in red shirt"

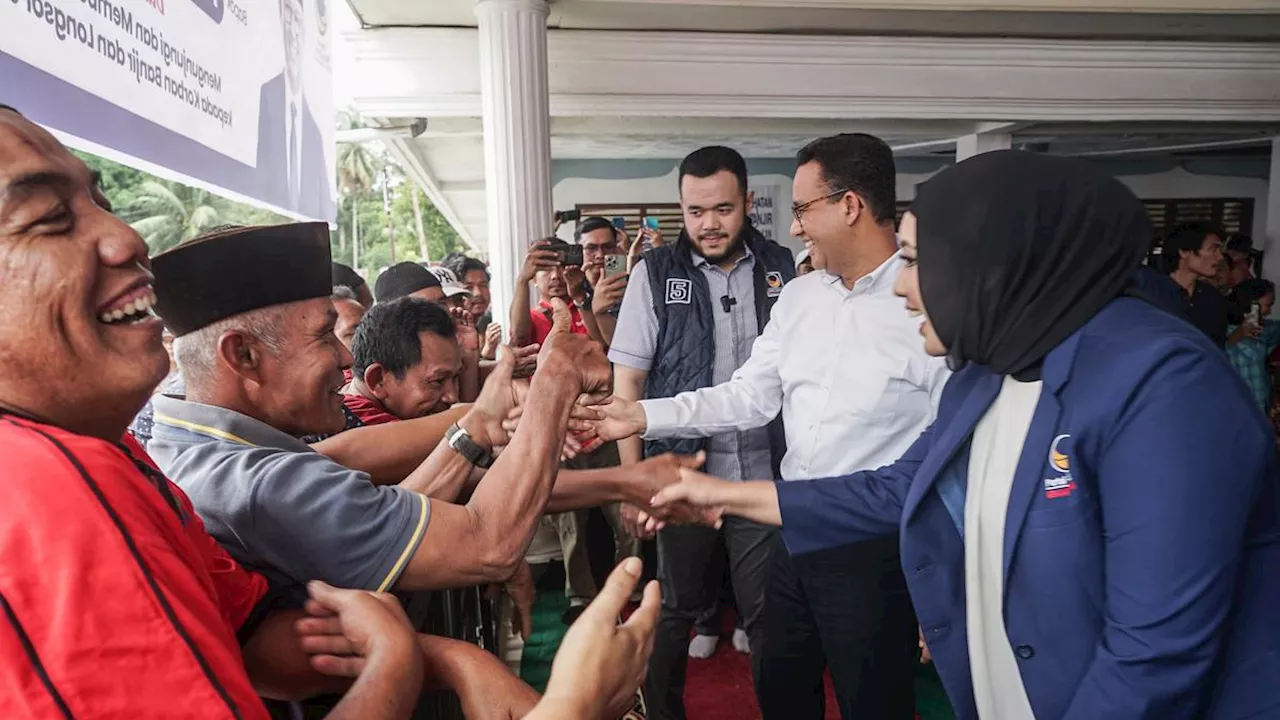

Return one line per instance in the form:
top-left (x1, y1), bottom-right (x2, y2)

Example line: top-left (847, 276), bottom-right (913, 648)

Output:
top-left (0, 104), bottom-right (427, 720)
top-left (345, 297), bottom-right (465, 426)
top-left (510, 238), bottom-right (603, 346)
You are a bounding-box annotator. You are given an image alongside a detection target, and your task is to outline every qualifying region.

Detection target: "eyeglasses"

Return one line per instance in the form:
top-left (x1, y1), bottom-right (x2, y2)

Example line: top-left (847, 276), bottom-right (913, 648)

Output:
top-left (583, 242), bottom-right (618, 256)
top-left (792, 189), bottom-right (855, 223)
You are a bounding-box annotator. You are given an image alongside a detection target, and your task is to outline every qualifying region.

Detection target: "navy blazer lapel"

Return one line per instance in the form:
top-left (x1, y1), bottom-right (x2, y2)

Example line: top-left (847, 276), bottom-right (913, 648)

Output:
top-left (902, 369), bottom-right (1002, 525)
top-left (1002, 333), bottom-right (1083, 588)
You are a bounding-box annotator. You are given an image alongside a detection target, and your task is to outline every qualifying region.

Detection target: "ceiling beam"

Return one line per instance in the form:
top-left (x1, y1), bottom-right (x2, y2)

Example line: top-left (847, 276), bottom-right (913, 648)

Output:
top-left (576, 0), bottom-right (1277, 12)
top-left (342, 29), bottom-right (1280, 122)
top-left (1067, 136), bottom-right (1276, 157)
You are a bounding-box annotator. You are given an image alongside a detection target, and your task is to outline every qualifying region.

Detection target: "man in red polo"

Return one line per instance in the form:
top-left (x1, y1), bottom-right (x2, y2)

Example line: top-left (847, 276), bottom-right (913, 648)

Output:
top-left (0, 104), bottom-right (423, 719)
top-left (510, 239), bottom-right (601, 346)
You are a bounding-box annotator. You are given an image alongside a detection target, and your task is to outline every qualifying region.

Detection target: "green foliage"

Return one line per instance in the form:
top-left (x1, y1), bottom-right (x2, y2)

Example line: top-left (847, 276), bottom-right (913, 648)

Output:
top-left (71, 106), bottom-right (469, 280)
top-left (74, 150), bottom-right (290, 252)
top-left (331, 160), bottom-right (465, 277)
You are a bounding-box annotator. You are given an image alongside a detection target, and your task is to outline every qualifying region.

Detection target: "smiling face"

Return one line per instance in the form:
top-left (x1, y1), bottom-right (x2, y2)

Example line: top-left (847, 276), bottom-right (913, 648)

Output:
top-left (255, 297), bottom-right (352, 436)
top-left (0, 109), bottom-right (168, 438)
top-left (374, 331), bottom-right (461, 419)
top-left (893, 212), bottom-right (947, 357)
top-left (789, 160), bottom-right (862, 273)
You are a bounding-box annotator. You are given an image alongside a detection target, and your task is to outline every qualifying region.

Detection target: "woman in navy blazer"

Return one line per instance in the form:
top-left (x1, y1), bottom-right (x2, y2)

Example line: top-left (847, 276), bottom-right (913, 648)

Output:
top-left (649, 152), bottom-right (1280, 719)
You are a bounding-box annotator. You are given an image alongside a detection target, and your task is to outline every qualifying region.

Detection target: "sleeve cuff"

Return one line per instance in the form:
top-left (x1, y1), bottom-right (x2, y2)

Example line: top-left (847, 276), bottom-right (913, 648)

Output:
top-left (236, 581), bottom-right (308, 646)
top-left (608, 348), bottom-right (652, 371)
top-left (775, 480), bottom-right (828, 559)
top-left (640, 398), bottom-right (679, 439)
top-left (373, 493), bottom-right (430, 592)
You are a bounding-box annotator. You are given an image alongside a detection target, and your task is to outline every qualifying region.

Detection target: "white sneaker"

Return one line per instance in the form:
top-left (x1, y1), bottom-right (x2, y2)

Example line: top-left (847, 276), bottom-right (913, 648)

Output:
top-left (688, 633), bottom-right (719, 659)
top-left (732, 628), bottom-right (750, 654)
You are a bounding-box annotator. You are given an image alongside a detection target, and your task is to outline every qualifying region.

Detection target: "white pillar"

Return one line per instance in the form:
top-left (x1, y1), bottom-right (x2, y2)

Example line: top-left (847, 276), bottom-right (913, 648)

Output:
top-left (956, 132), bottom-right (1012, 162)
top-left (1263, 137), bottom-right (1280, 282)
top-left (475, 0), bottom-right (552, 333)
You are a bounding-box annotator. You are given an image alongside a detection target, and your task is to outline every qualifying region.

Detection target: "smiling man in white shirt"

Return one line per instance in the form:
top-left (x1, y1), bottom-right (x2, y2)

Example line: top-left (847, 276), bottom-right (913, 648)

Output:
top-left (593, 134), bottom-right (949, 720)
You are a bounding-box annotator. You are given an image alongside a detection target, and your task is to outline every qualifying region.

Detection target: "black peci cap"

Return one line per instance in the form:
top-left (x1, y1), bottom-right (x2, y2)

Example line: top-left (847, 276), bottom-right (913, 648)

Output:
top-left (152, 223), bottom-right (332, 337)
top-left (332, 261), bottom-right (366, 289)
top-left (374, 261), bottom-right (442, 302)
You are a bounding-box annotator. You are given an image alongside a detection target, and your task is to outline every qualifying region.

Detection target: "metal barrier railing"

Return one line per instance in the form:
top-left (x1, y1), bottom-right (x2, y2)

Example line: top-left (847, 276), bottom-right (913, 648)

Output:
top-left (410, 586), bottom-right (500, 720)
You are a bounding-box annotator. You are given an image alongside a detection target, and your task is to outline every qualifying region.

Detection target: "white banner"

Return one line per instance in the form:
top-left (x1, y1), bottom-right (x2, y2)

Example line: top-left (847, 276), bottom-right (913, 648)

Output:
top-left (749, 184), bottom-right (779, 241)
top-left (1, 0), bottom-right (336, 221)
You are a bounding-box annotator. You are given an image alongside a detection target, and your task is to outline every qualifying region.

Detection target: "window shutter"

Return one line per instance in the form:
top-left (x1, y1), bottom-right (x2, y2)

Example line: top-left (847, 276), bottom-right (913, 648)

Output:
top-left (574, 203), bottom-right (684, 238)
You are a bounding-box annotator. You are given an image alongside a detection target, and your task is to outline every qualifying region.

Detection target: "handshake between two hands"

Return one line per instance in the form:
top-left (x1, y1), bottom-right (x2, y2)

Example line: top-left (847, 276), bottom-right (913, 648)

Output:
top-left (473, 297), bottom-right (729, 533)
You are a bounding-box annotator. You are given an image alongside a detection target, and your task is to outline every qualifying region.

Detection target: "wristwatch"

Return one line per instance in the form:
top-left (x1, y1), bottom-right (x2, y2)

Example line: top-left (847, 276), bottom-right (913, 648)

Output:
top-left (445, 423), bottom-right (494, 468)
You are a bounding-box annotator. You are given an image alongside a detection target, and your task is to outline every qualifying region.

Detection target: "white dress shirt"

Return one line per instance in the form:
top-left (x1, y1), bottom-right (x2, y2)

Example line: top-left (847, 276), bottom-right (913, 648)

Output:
top-left (642, 253), bottom-right (950, 480)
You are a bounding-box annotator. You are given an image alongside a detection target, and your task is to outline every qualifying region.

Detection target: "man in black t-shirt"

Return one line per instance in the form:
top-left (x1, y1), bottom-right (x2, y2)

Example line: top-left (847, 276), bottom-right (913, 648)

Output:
top-left (1163, 223), bottom-right (1234, 348)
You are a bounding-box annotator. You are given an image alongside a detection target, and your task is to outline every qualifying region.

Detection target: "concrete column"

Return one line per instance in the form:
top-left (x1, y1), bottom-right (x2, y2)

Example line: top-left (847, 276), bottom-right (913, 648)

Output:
top-left (1263, 137), bottom-right (1280, 282)
top-left (475, 0), bottom-right (552, 331)
top-left (956, 132), bottom-right (1012, 162)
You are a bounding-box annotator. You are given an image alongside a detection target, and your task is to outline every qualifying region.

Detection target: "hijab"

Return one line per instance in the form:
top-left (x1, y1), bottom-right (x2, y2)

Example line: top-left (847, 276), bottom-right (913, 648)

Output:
top-left (912, 150), bottom-right (1150, 378)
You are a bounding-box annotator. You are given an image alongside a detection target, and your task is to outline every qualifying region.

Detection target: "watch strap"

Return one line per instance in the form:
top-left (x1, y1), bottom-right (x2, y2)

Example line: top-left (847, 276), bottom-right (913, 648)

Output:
top-left (446, 423), bottom-right (494, 468)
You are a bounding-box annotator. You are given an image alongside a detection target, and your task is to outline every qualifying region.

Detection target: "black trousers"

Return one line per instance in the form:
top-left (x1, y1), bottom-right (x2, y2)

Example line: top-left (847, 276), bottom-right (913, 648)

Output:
top-left (755, 534), bottom-right (918, 720)
top-left (645, 517), bottom-right (775, 720)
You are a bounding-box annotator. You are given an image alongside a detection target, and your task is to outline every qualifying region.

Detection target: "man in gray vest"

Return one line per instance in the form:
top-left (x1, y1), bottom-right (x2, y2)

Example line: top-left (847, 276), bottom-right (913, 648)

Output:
top-left (609, 145), bottom-right (794, 719)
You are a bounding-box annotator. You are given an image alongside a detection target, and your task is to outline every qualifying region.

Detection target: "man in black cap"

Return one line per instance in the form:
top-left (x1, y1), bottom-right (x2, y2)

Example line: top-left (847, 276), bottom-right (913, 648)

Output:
top-left (144, 220), bottom-right (705, 633)
top-left (376, 261), bottom-right (446, 304)
top-left (332, 261), bottom-right (374, 308)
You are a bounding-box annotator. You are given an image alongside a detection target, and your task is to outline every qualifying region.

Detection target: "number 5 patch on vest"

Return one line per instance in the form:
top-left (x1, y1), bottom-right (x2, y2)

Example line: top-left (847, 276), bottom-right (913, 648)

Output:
top-left (666, 278), bottom-right (692, 305)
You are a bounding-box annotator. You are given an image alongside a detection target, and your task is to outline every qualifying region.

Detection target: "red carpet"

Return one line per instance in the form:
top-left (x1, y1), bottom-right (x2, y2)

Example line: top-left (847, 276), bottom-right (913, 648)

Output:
top-left (682, 612), bottom-right (841, 720)
top-left (684, 637), bottom-right (842, 720)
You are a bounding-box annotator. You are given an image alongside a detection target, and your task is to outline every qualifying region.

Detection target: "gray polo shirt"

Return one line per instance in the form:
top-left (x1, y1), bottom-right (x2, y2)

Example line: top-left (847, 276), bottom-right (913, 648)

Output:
top-left (147, 395), bottom-right (429, 592)
top-left (608, 253), bottom-right (774, 482)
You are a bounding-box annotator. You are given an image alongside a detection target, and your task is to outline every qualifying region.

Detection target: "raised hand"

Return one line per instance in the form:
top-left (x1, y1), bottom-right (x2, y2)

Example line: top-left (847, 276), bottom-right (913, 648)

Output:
top-left (591, 272), bottom-right (628, 315)
top-left (464, 344), bottom-right (522, 448)
top-left (563, 265), bottom-right (590, 306)
top-left (481, 323), bottom-right (503, 360)
top-left (642, 467), bottom-right (733, 533)
top-left (504, 561), bottom-right (536, 642)
top-left (519, 241), bottom-right (560, 286)
top-left (538, 297), bottom-right (611, 397)
top-left (587, 394), bottom-right (647, 443)
top-left (619, 502), bottom-right (656, 540)
top-left (508, 342), bottom-right (540, 379)
top-left (500, 395), bottom-right (605, 462)
top-left (451, 307), bottom-right (480, 355)
top-left (534, 558), bottom-right (660, 720)
top-left (615, 451), bottom-right (706, 507)
top-left (293, 581), bottom-right (421, 681)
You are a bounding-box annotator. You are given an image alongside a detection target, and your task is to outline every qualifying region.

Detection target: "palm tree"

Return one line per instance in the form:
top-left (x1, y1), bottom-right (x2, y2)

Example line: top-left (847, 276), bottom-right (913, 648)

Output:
top-left (123, 181), bottom-right (232, 252)
top-left (410, 184), bottom-right (430, 263)
top-left (336, 109), bottom-right (379, 266)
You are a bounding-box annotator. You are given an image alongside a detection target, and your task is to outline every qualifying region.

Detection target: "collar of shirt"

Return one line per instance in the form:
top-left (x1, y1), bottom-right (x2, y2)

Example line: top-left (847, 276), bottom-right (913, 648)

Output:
top-left (640, 250), bottom-right (950, 480)
top-left (817, 250), bottom-right (902, 297)
top-left (342, 392), bottom-right (400, 426)
top-left (690, 243), bottom-right (755, 270)
top-left (151, 395), bottom-right (312, 452)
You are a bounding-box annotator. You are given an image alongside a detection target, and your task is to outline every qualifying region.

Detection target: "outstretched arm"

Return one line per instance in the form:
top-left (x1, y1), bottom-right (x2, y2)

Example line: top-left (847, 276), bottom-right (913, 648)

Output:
top-left (651, 422), bottom-right (934, 555)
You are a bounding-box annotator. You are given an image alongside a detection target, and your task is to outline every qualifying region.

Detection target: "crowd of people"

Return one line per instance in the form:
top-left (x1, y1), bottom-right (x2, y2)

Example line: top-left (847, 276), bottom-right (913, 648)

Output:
top-left (1, 96), bottom-right (1278, 720)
